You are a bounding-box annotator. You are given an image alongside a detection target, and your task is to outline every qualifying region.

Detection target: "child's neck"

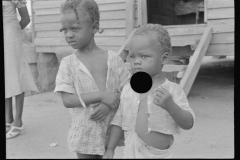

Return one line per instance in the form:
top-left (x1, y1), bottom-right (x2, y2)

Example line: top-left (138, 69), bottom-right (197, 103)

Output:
top-left (151, 73), bottom-right (166, 87)
top-left (76, 40), bottom-right (99, 55)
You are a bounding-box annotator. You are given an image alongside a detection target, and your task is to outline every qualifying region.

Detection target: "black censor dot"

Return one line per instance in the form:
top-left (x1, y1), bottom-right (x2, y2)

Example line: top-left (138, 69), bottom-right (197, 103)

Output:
top-left (130, 72), bottom-right (152, 93)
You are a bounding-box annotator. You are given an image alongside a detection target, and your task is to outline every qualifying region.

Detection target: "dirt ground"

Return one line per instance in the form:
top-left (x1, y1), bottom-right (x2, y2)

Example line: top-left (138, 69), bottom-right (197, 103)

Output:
top-left (6, 57), bottom-right (234, 159)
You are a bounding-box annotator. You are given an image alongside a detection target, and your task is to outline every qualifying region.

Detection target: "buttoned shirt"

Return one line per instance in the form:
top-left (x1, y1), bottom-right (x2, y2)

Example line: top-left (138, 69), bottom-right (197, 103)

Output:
top-left (111, 78), bottom-right (195, 135)
top-left (54, 50), bottom-right (130, 155)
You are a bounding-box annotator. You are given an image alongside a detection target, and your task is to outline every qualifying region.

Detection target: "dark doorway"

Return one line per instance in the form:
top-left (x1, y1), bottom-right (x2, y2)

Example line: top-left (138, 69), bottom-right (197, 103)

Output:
top-left (147, 0), bottom-right (205, 25)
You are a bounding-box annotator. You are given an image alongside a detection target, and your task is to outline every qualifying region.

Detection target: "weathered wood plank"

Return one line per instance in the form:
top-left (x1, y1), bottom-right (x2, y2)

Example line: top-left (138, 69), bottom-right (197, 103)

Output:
top-left (100, 10), bottom-right (126, 20)
top-left (35, 37), bottom-right (126, 46)
top-left (35, 20), bottom-right (126, 31)
top-left (137, 0), bottom-right (147, 26)
top-left (166, 25), bottom-right (234, 36)
top-left (162, 65), bottom-right (187, 72)
top-left (206, 44), bottom-right (234, 56)
top-left (208, 8), bottom-right (234, 19)
top-left (98, 3), bottom-right (125, 11)
top-left (208, 0), bottom-right (234, 8)
top-left (208, 18), bottom-right (234, 26)
top-left (171, 35), bottom-right (202, 47)
top-left (34, 15), bottom-right (61, 24)
top-left (180, 27), bottom-right (212, 96)
top-left (33, 0), bottom-right (63, 9)
top-left (211, 32), bottom-right (234, 44)
top-left (33, 0), bottom-right (125, 9)
top-left (166, 26), bottom-right (206, 36)
top-left (126, 0), bottom-right (135, 36)
top-left (34, 8), bottom-right (60, 16)
top-left (95, 0), bottom-right (126, 4)
top-left (36, 29), bottom-right (126, 38)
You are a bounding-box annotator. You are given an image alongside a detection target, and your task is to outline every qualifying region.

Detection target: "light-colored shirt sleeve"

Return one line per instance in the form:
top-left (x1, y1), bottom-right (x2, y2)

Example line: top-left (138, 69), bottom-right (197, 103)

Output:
top-left (111, 86), bottom-right (126, 127)
top-left (172, 84), bottom-right (196, 127)
top-left (117, 57), bottom-right (131, 92)
top-left (54, 58), bottom-right (76, 94)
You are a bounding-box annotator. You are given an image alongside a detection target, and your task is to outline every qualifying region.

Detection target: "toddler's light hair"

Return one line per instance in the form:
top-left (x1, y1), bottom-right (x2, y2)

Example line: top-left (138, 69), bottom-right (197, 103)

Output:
top-left (134, 24), bottom-right (172, 54)
top-left (60, 0), bottom-right (103, 33)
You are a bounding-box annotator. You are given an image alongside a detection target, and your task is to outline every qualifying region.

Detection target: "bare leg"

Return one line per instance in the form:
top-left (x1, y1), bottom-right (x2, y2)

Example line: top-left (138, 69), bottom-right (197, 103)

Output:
top-left (5, 97), bottom-right (14, 124)
top-left (76, 153), bottom-right (102, 159)
top-left (12, 92), bottom-right (24, 127)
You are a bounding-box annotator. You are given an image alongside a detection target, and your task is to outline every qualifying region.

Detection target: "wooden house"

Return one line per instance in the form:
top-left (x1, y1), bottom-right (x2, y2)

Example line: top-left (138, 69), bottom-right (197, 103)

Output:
top-left (29, 0), bottom-right (234, 94)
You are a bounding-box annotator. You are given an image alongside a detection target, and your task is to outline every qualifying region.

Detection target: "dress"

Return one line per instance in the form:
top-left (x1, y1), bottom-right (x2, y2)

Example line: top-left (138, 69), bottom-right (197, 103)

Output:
top-left (3, 0), bottom-right (39, 98)
top-left (54, 50), bottom-right (130, 155)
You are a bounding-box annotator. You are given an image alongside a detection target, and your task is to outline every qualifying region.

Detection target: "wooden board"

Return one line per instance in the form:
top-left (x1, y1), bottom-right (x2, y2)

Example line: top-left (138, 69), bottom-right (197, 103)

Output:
top-left (33, 0), bottom-right (125, 9)
top-left (208, 0), bottom-right (234, 8)
top-left (34, 8), bottom-right (60, 16)
top-left (208, 8), bottom-right (234, 19)
top-left (33, 0), bottom-right (64, 9)
top-left (98, 2), bottom-right (125, 11)
top-left (165, 25), bottom-right (234, 36)
top-left (208, 18), bottom-right (234, 26)
top-left (171, 35), bottom-right (202, 47)
top-left (211, 32), bottom-right (234, 44)
top-left (180, 27), bottom-right (212, 96)
top-left (162, 65), bottom-right (187, 72)
top-left (206, 44), bottom-right (234, 56)
top-left (126, 0), bottom-right (135, 36)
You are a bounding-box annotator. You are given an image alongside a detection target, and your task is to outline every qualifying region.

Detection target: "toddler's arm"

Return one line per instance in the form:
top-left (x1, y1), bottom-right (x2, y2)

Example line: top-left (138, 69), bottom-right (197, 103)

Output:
top-left (153, 86), bottom-right (195, 130)
top-left (103, 125), bottom-right (124, 159)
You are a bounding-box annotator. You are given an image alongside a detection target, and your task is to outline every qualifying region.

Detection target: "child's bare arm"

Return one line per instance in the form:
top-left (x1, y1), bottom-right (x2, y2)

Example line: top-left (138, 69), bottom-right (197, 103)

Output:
top-left (153, 87), bottom-right (194, 130)
top-left (103, 125), bottom-right (124, 159)
top-left (61, 91), bottom-right (119, 109)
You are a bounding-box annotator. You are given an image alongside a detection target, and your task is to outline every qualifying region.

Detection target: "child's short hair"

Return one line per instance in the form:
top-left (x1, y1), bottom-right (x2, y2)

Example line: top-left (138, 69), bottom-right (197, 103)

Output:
top-left (60, 0), bottom-right (103, 33)
top-left (134, 24), bottom-right (172, 54)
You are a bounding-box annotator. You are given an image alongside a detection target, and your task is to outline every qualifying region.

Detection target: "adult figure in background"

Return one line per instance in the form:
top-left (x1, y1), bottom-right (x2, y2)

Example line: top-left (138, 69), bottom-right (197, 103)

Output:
top-left (4, 0), bottom-right (39, 139)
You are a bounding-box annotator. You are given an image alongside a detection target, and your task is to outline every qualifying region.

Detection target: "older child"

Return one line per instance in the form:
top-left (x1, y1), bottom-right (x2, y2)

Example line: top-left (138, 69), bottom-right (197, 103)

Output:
top-left (103, 24), bottom-right (195, 158)
top-left (54, 0), bottom-right (130, 159)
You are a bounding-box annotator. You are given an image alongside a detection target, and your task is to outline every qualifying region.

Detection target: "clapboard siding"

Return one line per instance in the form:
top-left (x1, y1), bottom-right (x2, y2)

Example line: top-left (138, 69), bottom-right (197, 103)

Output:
top-left (206, 0), bottom-right (234, 56)
top-left (207, 8), bottom-right (234, 20)
top-left (208, 0), bottom-right (234, 8)
top-left (33, 0), bottom-right (125, 9)
top-left (33, 0), bottom-right (127, 54)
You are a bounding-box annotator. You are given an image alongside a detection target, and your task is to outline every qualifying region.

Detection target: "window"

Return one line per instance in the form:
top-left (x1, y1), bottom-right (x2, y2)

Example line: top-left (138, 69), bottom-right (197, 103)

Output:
top-left (147, 0), bottom-right (205, 25)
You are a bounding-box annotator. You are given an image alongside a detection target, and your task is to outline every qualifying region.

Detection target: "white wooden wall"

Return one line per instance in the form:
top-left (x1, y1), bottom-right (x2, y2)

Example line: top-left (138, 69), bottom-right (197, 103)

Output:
top-left (206, 0), bottom-right (234, 56)
top-left (33, 0), bottom-right (127, 55)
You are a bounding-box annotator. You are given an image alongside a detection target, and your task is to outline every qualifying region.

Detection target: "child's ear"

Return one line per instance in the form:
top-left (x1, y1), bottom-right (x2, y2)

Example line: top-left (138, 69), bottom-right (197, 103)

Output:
top-left (161, 52), bottom-right (169, 65)
top-left (92, 21), bottom-right (98, 34)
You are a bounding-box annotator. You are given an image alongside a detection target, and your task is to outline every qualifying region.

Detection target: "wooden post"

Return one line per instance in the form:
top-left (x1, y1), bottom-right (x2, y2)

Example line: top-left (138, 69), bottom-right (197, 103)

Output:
top-left (126, 0), bottom-right (135, 36)
top-left (180, 27), bottom-right (212, 96)
top-left (138, 0), bottom-right (148, 26)
top-left (204, 0), bottom-right (208, 23)
top-left (31, 0), bottom-right (36, 44)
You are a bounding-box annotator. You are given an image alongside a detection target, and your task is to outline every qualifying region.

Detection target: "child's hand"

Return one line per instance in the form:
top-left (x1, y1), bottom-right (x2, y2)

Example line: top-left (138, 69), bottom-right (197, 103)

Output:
top-left (102, 149), bottom-right (114, 159)
top-left (153, 87), bottom-right (175, 111)
top-left (101, 92), bottom-right (120, 109)
top-left (90, 103), bottom-right (112, 122)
